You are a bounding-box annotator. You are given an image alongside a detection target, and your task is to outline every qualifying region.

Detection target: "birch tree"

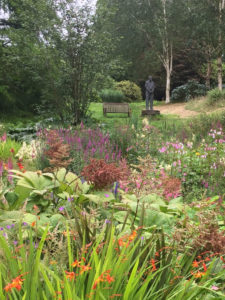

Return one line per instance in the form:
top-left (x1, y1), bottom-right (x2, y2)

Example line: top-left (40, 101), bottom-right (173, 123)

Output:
top-left (123, 0), bottom-right (180, 103)
top-left (217, 0), bottom-right (225, 90)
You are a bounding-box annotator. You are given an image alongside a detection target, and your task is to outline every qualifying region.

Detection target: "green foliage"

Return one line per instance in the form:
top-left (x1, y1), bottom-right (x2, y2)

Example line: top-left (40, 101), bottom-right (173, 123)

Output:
top-left (99, 89), bottom-right (125, 103)
top-left (116, 80), bottom-right (142, 103)
top-left (0, 224), bottom-right (224, 299)
top-left (207, 88), bottom-right (225, 106)
top-left (171, 80), bottom-right (207, 102)
top-left (0, 138), bottom-right (21, 161)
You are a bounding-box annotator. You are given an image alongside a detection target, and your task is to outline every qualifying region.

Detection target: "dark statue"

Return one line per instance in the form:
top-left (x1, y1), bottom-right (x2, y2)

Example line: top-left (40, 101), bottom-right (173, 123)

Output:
top-left (145, 75), bottom-right (155, 110)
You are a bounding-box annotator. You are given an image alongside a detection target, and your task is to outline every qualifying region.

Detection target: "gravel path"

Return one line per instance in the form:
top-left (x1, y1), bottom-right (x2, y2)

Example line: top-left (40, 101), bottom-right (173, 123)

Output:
top-left (157, 103), bottom-right (199, 118)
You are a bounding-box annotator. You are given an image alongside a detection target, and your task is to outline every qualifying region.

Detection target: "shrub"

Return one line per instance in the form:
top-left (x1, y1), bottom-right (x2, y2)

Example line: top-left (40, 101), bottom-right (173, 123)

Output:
top-left (171, 80), bottom-right (206, 102)
top-left (116, 80), bottom-right (142, 103)
top-left (42, 130), bottom-right (72, 171)
top-left (81, 158), bottom-right (127, 189)
top-left (99, 89), bottom-right (125, 103)
top-left (206, 88), bottom-right (225, 105)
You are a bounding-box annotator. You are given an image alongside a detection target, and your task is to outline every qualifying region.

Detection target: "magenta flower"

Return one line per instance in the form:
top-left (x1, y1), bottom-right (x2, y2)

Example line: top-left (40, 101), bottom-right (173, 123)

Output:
top-left (59, 206), bottom-right (65, 211)
top-left (0, 132), bottom-right (6, 142)
top-left (159, 146), bottom-right (167, 153)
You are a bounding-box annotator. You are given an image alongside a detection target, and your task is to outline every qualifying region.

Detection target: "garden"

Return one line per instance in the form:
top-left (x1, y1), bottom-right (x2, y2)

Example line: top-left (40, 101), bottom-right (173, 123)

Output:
top-left (0, 100), bottom-right (225, 299)
top-left (1, 0), bottom-right (225, 299)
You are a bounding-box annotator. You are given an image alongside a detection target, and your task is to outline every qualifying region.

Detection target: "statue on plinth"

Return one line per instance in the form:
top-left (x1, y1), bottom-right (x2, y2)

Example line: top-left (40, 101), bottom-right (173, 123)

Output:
top-left (145, 75), bottom-right (155, 110)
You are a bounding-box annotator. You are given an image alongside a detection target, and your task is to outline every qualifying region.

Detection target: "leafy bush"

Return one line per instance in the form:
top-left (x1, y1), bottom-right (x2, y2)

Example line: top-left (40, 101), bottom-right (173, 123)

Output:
top-left (81, 158), bottom-right (127, 189)
top-left (99, 89), bottom-right (125, 103)
top-left (171, 80), bottom-right (206, 102)
top-left (206, 88), bottom-right (225, 105)
top-left (116, 80), bottom-right (142, 103)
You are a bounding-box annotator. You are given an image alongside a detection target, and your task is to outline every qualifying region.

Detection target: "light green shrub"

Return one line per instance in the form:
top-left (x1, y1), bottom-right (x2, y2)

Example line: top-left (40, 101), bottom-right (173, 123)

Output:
top-left (116, 80), bottom-right (142, 103)
top-left (207, 88), bottom-right (225, 105)
top-left (99, 89), bottom-right (125, 103)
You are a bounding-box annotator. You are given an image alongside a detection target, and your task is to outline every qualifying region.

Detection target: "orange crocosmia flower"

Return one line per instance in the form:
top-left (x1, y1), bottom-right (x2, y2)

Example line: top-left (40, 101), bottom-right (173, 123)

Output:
top-left (92, 270), bottom-right (114, 290)
top-left (71, 260), bottom-right (80, 268)
top-left (80, 265), bottom-right (92, 274)
top-left (4, 274), bottom-right (25, 292)
top-left (204, 257), bottom-right (211, 262)
top-left (31, 221), bottom-right (36, 227)
top-left (50, 260), bottom-right (57, 265)
top-left (192, 260), bottom-right (199, 268)
top-left (202, 262), bottom-right (207, 272)
top-left (106, 274), bottom-right (114, 284)
top-left (150, 259), bottom-right (157, 271)
top-left (192, 271), bottom-right (206, 278)
top-left (128, 230), bottom-right (137, 241)
top-left (65, 271), bottom-right (76, 281)
top-left (17, 162), bottom-right (24, 170)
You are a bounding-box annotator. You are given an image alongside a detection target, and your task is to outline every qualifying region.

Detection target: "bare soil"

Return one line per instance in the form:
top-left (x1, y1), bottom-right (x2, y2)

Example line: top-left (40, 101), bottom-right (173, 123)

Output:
top-left (157, 102), bottom-right (225, 118)
top-left (157, 103), bottom-right (198, 118)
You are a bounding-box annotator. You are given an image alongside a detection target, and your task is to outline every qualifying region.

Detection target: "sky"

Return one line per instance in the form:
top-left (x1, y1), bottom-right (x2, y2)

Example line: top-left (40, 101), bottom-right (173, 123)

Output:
top-left (0, 0), bottom-right (97, 19)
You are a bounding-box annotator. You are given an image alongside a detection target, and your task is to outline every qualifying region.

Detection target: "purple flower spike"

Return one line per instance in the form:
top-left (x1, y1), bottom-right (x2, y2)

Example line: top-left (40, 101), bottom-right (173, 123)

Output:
top-left (13, 240), bottom-right (18, 245)
top-left (59, 206), bottom-right (64, 211)
top-left (105, 219), bottom-right (111, 224)
top-left (6, 225), bottom-right (11, 229)
top-left (0, 227), bottom-right (4, 231)
top-left (23, 222), bottom-right (28, 226)
top-left (104, 194), bottom-right (110, 198)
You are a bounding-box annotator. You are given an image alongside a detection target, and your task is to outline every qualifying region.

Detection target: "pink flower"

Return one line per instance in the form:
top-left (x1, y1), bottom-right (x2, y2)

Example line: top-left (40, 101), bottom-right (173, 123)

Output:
top-left (159, 146), bottom-right (167, 153)
top-left (0, 132), bottom-right (6, 142)
top-left (211, 286), bottom-right (219, 291)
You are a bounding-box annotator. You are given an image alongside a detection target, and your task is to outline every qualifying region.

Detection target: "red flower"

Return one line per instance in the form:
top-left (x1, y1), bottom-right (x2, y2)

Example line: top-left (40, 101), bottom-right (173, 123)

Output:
top-left (202, 262), bottom-right (207, 272)
top-left (4, 274), bottom-right (26, 292)
top-left (106, 274), bottom-right (114, 284)
top-left (71, 260), bottom-right (80, 268)
top-left (192, 260), bottom-right (199, 268)
top-left (65, 271), bottom-right (76, 281)
top-left (92, 270), bottom-right (114, 290)
top-left (150, 259), bottom-right (157, 271)
top-left (80, 265), bottom-right (92, 274)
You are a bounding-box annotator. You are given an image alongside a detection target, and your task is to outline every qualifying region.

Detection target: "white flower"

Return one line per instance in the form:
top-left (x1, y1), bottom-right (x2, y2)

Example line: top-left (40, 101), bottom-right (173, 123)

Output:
top-left (142, 118), bottom-right (149, 126)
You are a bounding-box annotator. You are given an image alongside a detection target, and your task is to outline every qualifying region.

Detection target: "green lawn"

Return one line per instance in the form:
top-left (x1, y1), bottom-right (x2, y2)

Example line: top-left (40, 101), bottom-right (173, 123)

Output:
top-left (89, 101), bottom-right (182, 131)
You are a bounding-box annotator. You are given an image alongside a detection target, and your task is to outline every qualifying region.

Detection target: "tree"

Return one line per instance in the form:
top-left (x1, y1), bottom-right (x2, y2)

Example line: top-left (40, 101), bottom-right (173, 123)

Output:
top-left (41, 0), bottom-right (115, 124)
top-left (0, 0), bottom-right (58, 112)
top-left (186, 0), bottom-right (225, 90)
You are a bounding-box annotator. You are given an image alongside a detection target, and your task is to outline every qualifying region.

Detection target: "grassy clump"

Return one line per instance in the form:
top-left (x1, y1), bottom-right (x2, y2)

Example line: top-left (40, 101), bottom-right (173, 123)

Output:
top-left (99, 89), bottom-right (125, 103)
top-left (206, 88), bottom-right (225, 106)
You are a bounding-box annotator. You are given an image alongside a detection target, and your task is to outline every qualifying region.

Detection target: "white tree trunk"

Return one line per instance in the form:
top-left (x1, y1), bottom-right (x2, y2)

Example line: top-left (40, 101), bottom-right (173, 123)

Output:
top-left (217, 0), bottom-right (225, 90)
top-left (217, 56), bottom-right (223, 90)
top-left (206, 59), bottom-right (212, 89)
top-left (165, 65), bottom-right (171, 103)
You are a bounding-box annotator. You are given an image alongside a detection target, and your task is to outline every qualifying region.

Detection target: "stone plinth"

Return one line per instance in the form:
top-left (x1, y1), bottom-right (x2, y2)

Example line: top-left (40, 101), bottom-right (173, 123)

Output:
top-left (141, 109), bottom-right (160, 116)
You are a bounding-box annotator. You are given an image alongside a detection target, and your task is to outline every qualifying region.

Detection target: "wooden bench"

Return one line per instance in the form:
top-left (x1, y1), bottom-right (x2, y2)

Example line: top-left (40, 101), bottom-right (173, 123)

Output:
top-left (103, 102), bottom-right (131, 117)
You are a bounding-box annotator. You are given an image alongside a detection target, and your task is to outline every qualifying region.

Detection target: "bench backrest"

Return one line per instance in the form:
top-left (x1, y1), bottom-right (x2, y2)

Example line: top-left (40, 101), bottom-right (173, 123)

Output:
top-left (103, 102), bottom-right (130, 113)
